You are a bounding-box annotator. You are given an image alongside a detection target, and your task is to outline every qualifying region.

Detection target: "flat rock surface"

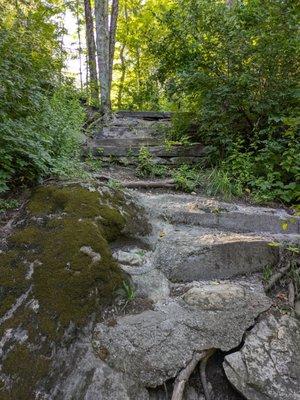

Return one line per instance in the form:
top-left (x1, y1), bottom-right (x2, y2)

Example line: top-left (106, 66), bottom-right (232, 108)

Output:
top-left (137, 192), bottom-right (300, 234)
top-left (153, 226), bottom-right (279, 281)
top-left (224, 312), bottom-right (300, 400)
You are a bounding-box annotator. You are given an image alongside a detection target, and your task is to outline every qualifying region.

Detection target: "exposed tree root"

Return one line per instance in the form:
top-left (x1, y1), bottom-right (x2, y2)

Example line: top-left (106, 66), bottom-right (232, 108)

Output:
top-left (265, 261), bottom-right (292, 292)
top-left (200, 349), bottom-right (216, 400)
top-left (171, 350), bottom-right (207, 400)
top-left (288, 280), bottom-right (295, 307)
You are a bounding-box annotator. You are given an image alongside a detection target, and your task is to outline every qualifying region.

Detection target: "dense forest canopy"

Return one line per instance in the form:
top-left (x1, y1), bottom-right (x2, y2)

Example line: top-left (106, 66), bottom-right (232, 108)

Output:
top-left (0, 0), bottom-right (299, 204)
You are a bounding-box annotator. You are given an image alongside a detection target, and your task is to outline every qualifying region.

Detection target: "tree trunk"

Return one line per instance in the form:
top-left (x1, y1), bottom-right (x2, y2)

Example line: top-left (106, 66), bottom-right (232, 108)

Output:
top-left (76, 0), bottom-right (83, 90)
top-left (84, 0), bottom-right (99, 104)
top-left (117, 0), bottom-right (128, 109)
top-left (117, 44), bottom-right (126, 109)
top-left (95, 0), bottom-right (110, 113)
top-left (109, 0), bottom-right (119, 90)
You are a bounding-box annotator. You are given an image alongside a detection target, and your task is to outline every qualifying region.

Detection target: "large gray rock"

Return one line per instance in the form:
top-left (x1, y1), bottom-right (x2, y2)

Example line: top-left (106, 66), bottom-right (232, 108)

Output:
top-left (153, 227), bottom-right (278, 282)
top-left (93, 281), bottom-right (271, 387)
top-left (224, 313), bottom-right (300, 400)
top-left (49, 335), bottom-right (149, 400)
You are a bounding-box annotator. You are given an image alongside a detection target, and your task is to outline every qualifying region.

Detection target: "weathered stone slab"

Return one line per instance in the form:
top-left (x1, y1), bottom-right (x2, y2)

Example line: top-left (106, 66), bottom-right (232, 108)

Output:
top-left (153, 227), bottom-right (278, 282)
top-left (96, 138), bottom-right (163, 147)
top-left (224, 313), bottom-right (300, 400)
top-left (138, 193), bottom-right (300, 234)
top-left (92, 143), bottom-right (204, 158)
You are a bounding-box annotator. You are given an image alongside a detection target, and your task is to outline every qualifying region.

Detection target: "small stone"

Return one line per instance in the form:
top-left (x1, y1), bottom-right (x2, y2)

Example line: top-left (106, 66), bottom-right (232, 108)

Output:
top-left (80, 246), bottom-right (102, 263)
top-left (183, 283), bottom-right (245, 310)
top-left (113, 248), bottom-right (144, 266)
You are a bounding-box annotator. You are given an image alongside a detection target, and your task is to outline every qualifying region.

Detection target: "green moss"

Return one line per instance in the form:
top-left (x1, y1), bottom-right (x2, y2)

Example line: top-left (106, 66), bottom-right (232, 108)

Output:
top-left (31, 217), bottom-right (124, 337)
top-left (0, 251), bottom-right (28, 316)
top-left (2, 344), bottom-right (50, 400)
top-left (28, 185), bottom-right (119, 219)
top-left (2, 185), bottom-right (128, 338)
top-left (0, 184), bottom-right (132, 397)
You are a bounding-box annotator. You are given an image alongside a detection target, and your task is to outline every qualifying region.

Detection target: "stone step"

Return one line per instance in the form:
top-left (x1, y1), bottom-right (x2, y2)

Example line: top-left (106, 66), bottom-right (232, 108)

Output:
top-left (138, 193), bottom-right (300, 235)
top-left (99, 124), bottom-right (166, 136)
top-left (91, 142), bottom-right (204, 158)
top-left (115, 111), bottom-right (172, 120)
top-left (100, 156), bottom-right (203, 165)
top-left (153, 226), bottom-right (284, 282)
top-left (96, 138), bottom-right (163, 147)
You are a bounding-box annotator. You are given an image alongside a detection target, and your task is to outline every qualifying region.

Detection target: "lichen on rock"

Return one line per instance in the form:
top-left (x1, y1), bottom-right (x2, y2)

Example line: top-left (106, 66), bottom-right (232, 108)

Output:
top-left (0, 183), bottom-right (137, 399)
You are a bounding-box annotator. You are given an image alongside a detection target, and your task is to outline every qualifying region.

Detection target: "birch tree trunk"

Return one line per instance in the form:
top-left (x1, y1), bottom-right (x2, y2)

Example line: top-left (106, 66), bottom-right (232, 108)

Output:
top-left (84, 0), bottom-right (99, 104)
top-left (95, 0), bottom-right (110, 113)
top-left (109, 0), bottom-right (119, 89)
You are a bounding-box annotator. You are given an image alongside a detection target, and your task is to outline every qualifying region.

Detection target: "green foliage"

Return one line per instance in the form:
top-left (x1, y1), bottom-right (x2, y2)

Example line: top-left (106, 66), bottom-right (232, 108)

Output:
top-left (122, 281), bottom-right (136, 301)
top-left (85, 150), bottom-right (103, 172)
top-left (172, 165), bottom-right (200, 193)
top-left (0, 86), bottom-right (85, 192)
top-left (0, 199), bottom-right (19, 213)
top-left (148, 0), bottom-right (299, 204)
top-left (137, 147), bottom-right (167, 177)
top-left (201, 168), bottom-right (238, 200)
top-left (262, 265), bottom-right (273, 284)
top-left (107, 179), bottom-right (123, 190)
top-left (113, 0), bottom-right (171, 110)
top-left (0, 2), bottom-right (85, 193)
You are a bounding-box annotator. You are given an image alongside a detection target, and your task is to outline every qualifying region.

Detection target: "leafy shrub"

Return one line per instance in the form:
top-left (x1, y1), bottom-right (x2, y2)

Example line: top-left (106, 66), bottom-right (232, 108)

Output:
top-left (172, 165), bottom-right (200, 193)
top-left (0, 87), bottom-right (84, 193)
top-left (153, 0), bottom-right (299, 204)
top-left (137, 147), bottom-right (167, 178)
top-left (0, 3), bottom-right (85, 194)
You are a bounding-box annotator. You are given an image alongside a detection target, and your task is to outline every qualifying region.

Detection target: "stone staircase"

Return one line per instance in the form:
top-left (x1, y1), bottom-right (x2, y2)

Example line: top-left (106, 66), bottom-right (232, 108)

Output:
top-left (94, 188), bottom-right (300, 400)
top-left (132, 192), bottom-right (299, 283)
top-left (89, 111), bottom-right (204, 165)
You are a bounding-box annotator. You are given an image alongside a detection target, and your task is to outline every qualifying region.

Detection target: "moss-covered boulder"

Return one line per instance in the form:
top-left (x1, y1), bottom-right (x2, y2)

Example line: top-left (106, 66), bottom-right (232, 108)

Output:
top-left (0, 183), bottom-right (142, 399)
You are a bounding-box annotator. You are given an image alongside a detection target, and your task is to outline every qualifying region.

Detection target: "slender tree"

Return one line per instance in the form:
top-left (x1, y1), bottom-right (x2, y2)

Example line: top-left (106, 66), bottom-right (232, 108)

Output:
top-left (95, 0), bottom-right (110, 112)
top-left (95, 0), bottom-right (119, 113)
top-left (84, 0), bottom-right (99, 104)
top-left (109, 0), bottom-right (119, 88)
top-left (76, 0), bottom-right (84, 90)
top-left (117, 0), bottom-right (128, 109)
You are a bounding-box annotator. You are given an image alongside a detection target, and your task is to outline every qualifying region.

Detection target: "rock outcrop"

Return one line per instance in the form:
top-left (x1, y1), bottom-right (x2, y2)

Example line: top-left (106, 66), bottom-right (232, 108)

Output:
top-left (0, 183), bottom-right (145, 399)
top-left (0, 176), bottom-right (299, 399)
top-left (224, 312), bottom-right (300, 400)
